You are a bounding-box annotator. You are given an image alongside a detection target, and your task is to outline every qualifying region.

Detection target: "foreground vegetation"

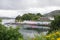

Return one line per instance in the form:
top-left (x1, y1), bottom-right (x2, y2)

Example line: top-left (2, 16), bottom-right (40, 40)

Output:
top-left (27, 30), bottom-right (60, 40)
top-left (0, 24), bottom-right (23, 40)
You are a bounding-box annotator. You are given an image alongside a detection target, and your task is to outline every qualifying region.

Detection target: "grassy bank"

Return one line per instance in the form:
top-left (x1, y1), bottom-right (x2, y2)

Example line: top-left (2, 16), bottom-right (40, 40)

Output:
top-left (27, 30), bottom-right (60, 40)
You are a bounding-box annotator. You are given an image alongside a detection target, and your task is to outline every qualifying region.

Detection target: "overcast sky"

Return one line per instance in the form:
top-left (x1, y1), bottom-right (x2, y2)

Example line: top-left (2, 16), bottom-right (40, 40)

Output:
top-left (0, 0), bottom-right (60, 17)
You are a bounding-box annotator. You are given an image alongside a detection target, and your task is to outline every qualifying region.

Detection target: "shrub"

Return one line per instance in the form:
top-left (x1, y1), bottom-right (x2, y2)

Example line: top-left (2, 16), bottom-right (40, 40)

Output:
top-left (28, 30), bottom-right (60, 40)
top-left (49, 15), bottom-right (60, 33)
top-left (45, 30), bottom-right (60, 40)
top-left (0, 24), bottom-right (23, 40)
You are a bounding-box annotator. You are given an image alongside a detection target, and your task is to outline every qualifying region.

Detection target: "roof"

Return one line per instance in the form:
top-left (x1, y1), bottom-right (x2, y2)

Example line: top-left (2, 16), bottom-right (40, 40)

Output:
top-left (38, 17), bottom-right (54, 21)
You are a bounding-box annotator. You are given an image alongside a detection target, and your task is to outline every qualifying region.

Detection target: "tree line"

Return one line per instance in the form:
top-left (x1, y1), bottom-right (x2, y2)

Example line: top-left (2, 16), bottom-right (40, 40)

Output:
top-left (15, 13), bottom-right (42, 22)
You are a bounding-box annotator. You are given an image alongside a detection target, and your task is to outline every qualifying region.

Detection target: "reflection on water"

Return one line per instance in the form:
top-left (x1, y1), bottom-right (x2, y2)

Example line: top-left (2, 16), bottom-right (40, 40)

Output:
top-left (4, 23), bottom-right (49, 39)
top-left (2, 20), bottom-right (49, 39)
top-left (19, 29), bottom-right (38, 38)
top-left (19, 24), bottom-right (49, 39)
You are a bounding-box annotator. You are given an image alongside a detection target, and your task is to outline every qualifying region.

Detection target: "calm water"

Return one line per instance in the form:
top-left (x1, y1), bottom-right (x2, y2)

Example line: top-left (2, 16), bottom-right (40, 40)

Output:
top-left (19, 25), bottom-right (49, 38)
top-left (4, 23), bottom-right (49, 39)
top-left (2, 19), bottom-right (49, 39)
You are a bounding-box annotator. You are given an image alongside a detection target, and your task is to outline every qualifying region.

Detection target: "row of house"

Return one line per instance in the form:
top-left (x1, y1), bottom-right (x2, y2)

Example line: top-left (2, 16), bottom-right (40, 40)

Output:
top-left (38, 17), bottom-right (54, 21)
top-left (0, 16), bottom-right (54, 25)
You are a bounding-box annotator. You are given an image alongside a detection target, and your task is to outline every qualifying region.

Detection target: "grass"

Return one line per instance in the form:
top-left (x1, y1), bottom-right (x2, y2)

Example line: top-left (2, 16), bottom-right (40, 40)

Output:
top-left (27, 30), bottom-right (60, 40)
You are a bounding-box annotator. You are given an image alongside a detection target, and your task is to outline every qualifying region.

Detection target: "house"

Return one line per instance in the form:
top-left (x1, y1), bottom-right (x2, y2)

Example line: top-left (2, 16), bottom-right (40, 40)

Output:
top-left (38, 17), bottom-right (54, 21)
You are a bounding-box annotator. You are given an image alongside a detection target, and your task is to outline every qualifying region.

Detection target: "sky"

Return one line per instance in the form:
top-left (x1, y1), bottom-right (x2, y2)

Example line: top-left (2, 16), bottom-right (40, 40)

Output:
top-left (0, 0), bottom-right (60, 18)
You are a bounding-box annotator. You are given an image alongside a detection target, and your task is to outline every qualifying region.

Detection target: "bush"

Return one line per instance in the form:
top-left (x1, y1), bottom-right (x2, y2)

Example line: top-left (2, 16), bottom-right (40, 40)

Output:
top-left (27, 33), bottom-right (46, 40)
top-left (50, 15), bottom-right (60, 32)
top-left (45, 30), bottom-right (60, 40)
top-left (0, 24), bottom-right (23, 40)
top-left (28, 30), bottom-right (60, 40)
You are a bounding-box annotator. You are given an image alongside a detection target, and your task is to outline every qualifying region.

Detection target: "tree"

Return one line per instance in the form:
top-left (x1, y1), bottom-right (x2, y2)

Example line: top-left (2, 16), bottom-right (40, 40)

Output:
top-left (50, 15), bottom-right (60, 31)
top-left (0, 19), bottom-right (2, 22)
top-left (0, 24), bottom-right (23, 40)
top-left (31, 16), bottom-right (39, 21)
top-left (15, 15), bottom-right (21, 22)
top-left (36, 13), bottom-right (42, 16)
top-left (21, 14), bottom-right (31, 20)
top-left (16, 13), bottom-right (42, 21)
top-left (0, 19), bottom-right (2, 24)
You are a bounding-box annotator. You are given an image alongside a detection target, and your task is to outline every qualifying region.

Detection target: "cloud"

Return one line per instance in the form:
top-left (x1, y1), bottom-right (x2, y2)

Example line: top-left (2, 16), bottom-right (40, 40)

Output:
top-left (19, 6), bottom-right (60, 15)
top-left (0, 0), bottom-right (60, 17)
top-left (0, 10), bottom-right (18, 17)
top-left (0, 0), bottom-right (60, 10)
top-left (0, 6), bottom-right (60, 18)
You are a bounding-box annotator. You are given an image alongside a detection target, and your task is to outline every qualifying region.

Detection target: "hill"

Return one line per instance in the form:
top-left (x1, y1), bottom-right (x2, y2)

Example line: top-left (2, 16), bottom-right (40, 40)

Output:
top-left (0, 17), bottom-right (15, 19)
top-left (44, 10), bottom-right (60, 17)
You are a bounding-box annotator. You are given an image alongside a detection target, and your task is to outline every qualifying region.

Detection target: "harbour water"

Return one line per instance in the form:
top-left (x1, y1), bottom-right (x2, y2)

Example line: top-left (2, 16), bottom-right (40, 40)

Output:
top-left (2, 19), bottom-right (50, 39)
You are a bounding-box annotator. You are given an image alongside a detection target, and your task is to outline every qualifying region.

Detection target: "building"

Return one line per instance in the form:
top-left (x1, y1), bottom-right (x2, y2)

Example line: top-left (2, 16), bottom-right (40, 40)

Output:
top-left (38, 17), bottom-right (54, 21)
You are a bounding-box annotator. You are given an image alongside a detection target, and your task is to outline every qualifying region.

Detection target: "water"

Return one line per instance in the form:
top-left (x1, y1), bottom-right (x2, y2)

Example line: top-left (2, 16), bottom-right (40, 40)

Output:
top-left (2, 19), bottom-right (50, 39)
top-left (19, 25), bottom-right (49, 39)
top-left (4, 23), bottom-right (49, 39)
